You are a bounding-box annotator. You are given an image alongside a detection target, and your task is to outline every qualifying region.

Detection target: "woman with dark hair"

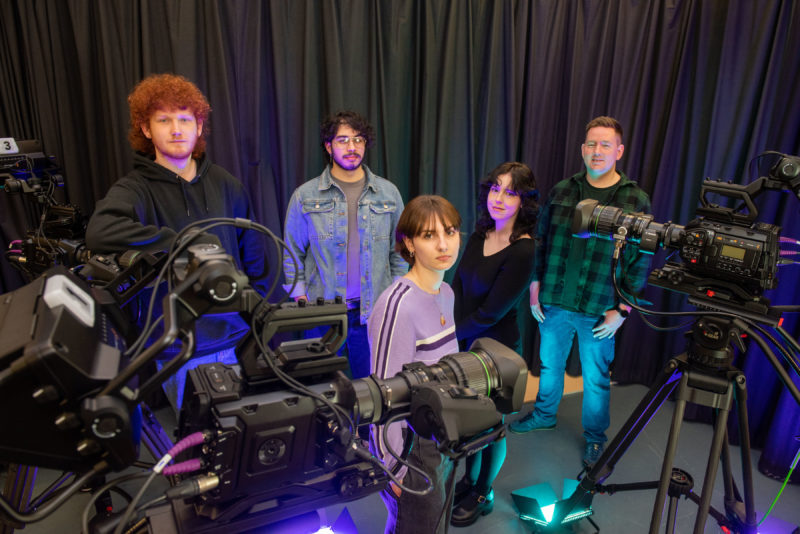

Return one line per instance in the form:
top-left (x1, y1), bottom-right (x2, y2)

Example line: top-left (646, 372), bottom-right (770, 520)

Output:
top-left (450, 161), bottom-right (539, 526)
top-left (369, 194), bottom-right (462, 534)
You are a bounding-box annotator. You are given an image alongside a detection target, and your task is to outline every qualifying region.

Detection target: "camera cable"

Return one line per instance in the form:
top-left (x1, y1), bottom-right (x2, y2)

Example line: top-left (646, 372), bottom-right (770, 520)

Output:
top-left (758, 442), bottom-right (800, 526)
top-left (80, 472), bottom-right (151, 534)
top-left (362, 412), bottom-right (434, 497)
top-left (0, 461), bottom-right (107, 526)
top-left (111, 432), bottom-right (208, 534)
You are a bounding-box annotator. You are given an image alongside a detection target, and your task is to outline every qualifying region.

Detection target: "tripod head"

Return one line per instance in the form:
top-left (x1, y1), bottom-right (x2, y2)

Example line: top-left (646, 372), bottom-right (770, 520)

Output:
top-left (685, 316), bottom-right (745, 370)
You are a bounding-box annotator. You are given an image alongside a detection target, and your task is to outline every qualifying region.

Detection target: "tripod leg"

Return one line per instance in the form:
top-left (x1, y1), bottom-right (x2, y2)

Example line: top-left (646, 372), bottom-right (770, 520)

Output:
top-left (692, 392), bottom-right (732, 533)
top-left (589, 357), bottom-right (684, 482)
top-left (665, 495), bottom-right (679, 534)
top-left (720, 430), bottom-right (738, 502)
top-left (553, 357), bottom-right (683, 527)
top-left (733, 373), bottom-right (757, 532)
top-left (650, 373), bottom-right (690, 534)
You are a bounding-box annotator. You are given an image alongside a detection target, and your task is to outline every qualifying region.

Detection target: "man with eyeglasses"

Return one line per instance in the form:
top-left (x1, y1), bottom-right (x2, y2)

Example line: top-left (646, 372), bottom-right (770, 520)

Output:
top-left (509, 116), bottom-right (651, 469)
top-left (283, 110), bottom-right (407, 379)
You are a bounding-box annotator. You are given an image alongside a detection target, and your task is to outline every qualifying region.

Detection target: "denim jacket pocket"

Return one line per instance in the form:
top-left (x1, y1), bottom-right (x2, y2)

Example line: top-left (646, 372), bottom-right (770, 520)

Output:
top-left (368, 200), bottom-right (397, 240)
top-left (302, 199), bottom-right (335, 240)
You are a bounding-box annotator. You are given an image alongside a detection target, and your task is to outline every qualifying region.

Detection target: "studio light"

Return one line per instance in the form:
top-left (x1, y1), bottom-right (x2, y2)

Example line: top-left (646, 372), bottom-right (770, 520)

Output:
top-left (511, 479), bottom-right (593, 529)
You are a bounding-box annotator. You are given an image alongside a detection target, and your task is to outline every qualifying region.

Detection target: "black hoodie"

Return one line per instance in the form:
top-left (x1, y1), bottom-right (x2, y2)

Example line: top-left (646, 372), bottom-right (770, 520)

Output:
top-left (86, 153), bottom-right (268, 355)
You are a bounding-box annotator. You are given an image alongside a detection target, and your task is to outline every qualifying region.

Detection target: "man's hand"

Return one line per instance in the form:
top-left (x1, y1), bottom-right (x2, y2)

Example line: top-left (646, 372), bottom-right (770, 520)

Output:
top-left (295, 295), bottom-right (308, 303)
top-left (592, 308), bottom-right (627, 339)
top-left (529, 281), bottom-right (545, 323)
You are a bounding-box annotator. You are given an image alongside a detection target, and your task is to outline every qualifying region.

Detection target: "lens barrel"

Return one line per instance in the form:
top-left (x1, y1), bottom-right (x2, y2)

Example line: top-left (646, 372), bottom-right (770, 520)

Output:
top-left (572, 199), bottom-right (682, 254)
top-left (351, 337), bottom-right (527, 425)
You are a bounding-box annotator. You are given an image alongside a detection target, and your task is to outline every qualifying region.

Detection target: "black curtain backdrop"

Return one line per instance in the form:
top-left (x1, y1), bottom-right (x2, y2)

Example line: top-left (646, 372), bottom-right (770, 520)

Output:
top-left (1, 0), bottom-right (799, 480)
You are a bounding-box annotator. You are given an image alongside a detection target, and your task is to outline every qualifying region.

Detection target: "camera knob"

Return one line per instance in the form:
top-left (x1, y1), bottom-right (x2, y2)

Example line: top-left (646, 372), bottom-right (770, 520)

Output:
top-left (55, 412), bottom-right (81, 430)
top-left (76, 439), bottom-right (102, 456)
top-left (32, 385), bottom-right (60, 403)
top-left (668, 270), bottom-right (685, 284)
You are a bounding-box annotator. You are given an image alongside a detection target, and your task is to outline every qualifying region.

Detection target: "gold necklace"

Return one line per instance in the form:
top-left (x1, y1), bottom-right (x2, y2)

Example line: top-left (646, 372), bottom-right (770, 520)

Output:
top-left (434, 291), bottom-right (446, 326)
top-left (407, 272), bottom-right (446, 326)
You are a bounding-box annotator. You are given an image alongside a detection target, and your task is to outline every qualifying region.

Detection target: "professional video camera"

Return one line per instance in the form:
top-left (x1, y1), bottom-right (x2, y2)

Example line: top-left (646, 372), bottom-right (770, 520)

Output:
top-left (2, 139), bottom-right (89, 281)
top-left (572, 153), bottom-right (800, 322)
top-left (0, 219), bottom-right (528, 534)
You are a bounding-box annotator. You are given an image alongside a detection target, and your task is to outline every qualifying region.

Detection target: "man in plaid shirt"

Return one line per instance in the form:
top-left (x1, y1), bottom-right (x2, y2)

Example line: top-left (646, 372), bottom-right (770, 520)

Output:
top-left (509, 116), bottom-right (651, 468)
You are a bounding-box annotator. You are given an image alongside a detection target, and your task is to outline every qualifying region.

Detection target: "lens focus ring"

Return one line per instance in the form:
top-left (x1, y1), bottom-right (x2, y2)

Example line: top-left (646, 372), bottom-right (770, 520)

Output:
top-left (442, 353), bottom-right (489, 395)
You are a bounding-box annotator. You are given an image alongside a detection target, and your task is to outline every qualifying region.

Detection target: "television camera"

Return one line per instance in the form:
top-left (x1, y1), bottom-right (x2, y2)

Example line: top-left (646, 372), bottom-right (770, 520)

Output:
top-left (0, 221), bottom-right (528, 533)
top-left (572, 153), bottom-right (800, 322)
top-left (2, 139), bottom-right (89, 281)
top-left (517, 152), bottom-right (800, 533)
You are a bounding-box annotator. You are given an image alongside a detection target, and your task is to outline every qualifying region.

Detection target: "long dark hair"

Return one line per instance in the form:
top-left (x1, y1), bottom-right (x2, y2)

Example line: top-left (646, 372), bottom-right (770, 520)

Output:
top-left (475, 162), bottom-right (539, 241)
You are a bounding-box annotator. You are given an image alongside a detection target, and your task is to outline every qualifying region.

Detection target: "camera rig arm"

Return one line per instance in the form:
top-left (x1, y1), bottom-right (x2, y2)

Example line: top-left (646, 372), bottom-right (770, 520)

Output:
top-left (98, 243), bottom-right (262, 404)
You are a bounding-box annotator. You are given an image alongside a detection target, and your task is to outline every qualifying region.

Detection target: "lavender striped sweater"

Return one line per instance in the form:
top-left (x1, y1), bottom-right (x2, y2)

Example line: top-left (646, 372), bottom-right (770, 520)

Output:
top-left (368, 277), bottom-right (459, 475)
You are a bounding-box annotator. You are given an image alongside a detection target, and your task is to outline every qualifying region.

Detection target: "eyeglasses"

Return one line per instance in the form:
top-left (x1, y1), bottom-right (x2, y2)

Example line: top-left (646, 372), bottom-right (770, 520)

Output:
top-left (584, 141), bottom-right (616, 151)
top-left (331, 136), bottom-right (366, 147)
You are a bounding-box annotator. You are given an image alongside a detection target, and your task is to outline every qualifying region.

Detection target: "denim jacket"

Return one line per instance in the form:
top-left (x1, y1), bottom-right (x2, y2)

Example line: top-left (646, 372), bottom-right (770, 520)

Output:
top-left (283, 165), bottom-right (408, 324)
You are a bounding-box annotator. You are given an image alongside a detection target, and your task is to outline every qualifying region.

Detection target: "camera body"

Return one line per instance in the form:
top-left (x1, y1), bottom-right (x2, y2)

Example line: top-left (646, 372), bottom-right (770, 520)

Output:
top-left (177, 362), bottom-right (385, 526)
top-left (673, 218), bottom-right (780, 294)
top-left (173, 333), bottom-right (526, 528)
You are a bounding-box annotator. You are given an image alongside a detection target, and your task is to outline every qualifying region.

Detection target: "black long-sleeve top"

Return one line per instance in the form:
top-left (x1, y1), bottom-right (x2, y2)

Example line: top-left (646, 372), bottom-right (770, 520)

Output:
top-left (452, 232), bottom-right (536, 353)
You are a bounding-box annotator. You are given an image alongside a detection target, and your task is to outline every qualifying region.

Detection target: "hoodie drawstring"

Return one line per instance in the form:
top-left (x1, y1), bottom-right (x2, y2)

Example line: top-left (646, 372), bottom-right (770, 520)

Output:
top-left (200, 178), bottom-right (209, 214)
top-left (180, 181), bottom-right (190, 216)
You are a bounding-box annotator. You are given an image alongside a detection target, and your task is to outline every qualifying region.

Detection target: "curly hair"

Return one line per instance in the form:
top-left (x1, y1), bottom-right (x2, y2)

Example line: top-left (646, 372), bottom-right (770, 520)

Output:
top-left (127, 73), bottom-right (211, 158)
top-left (319, 110), bottom-right (375, 150)
top-left (395, 195), bottom-right (462, 267)
top-left (475, 161), bottom-right (539, 241)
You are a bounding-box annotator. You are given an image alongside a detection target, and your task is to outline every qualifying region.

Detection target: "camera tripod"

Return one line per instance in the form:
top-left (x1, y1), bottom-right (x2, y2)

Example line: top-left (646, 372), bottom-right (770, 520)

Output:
top-left (552, 315), bottom-right (777, 533)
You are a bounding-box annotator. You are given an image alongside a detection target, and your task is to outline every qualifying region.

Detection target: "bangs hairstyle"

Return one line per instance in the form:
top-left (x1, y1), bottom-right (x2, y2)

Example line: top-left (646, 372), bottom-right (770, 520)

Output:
top-left (395, 195), bottom-right (462, 266)
top-left (128, 73), bottom-right (211, 159)
top-left (319, 110), bottom-right (375, 149)
top-left (476, 161), bottom-right (539, 241)
top-left (585, 116), bottom-right (623, 143)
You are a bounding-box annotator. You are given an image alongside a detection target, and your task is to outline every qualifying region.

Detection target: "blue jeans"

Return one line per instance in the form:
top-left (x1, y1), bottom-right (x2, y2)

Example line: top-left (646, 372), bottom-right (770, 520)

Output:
top-left (345, 309), bottom-right (371, 379)
top-left (533, 305), bottom-right (615, 444)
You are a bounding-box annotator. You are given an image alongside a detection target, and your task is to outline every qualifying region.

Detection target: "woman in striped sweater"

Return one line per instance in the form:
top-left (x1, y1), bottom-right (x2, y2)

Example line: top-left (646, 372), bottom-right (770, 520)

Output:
top-left (368, 194), bottom-right (462, 534)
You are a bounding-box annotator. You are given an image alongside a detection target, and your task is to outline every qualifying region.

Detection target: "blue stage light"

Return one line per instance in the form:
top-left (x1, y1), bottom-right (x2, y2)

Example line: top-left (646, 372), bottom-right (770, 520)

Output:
top-left (511, 479), bottom-right (593, 529)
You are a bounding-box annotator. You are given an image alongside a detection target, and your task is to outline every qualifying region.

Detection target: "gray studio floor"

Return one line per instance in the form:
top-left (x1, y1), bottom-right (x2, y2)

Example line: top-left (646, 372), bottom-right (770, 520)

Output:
top-left (3, 384), bottom-right (800, 533)
top-left (321, 384), bottom-right (800, 534)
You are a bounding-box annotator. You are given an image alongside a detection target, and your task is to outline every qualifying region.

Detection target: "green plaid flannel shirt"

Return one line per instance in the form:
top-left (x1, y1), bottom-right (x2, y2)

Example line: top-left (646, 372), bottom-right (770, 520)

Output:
top-left (535, 171), bottom-right (652, 316)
